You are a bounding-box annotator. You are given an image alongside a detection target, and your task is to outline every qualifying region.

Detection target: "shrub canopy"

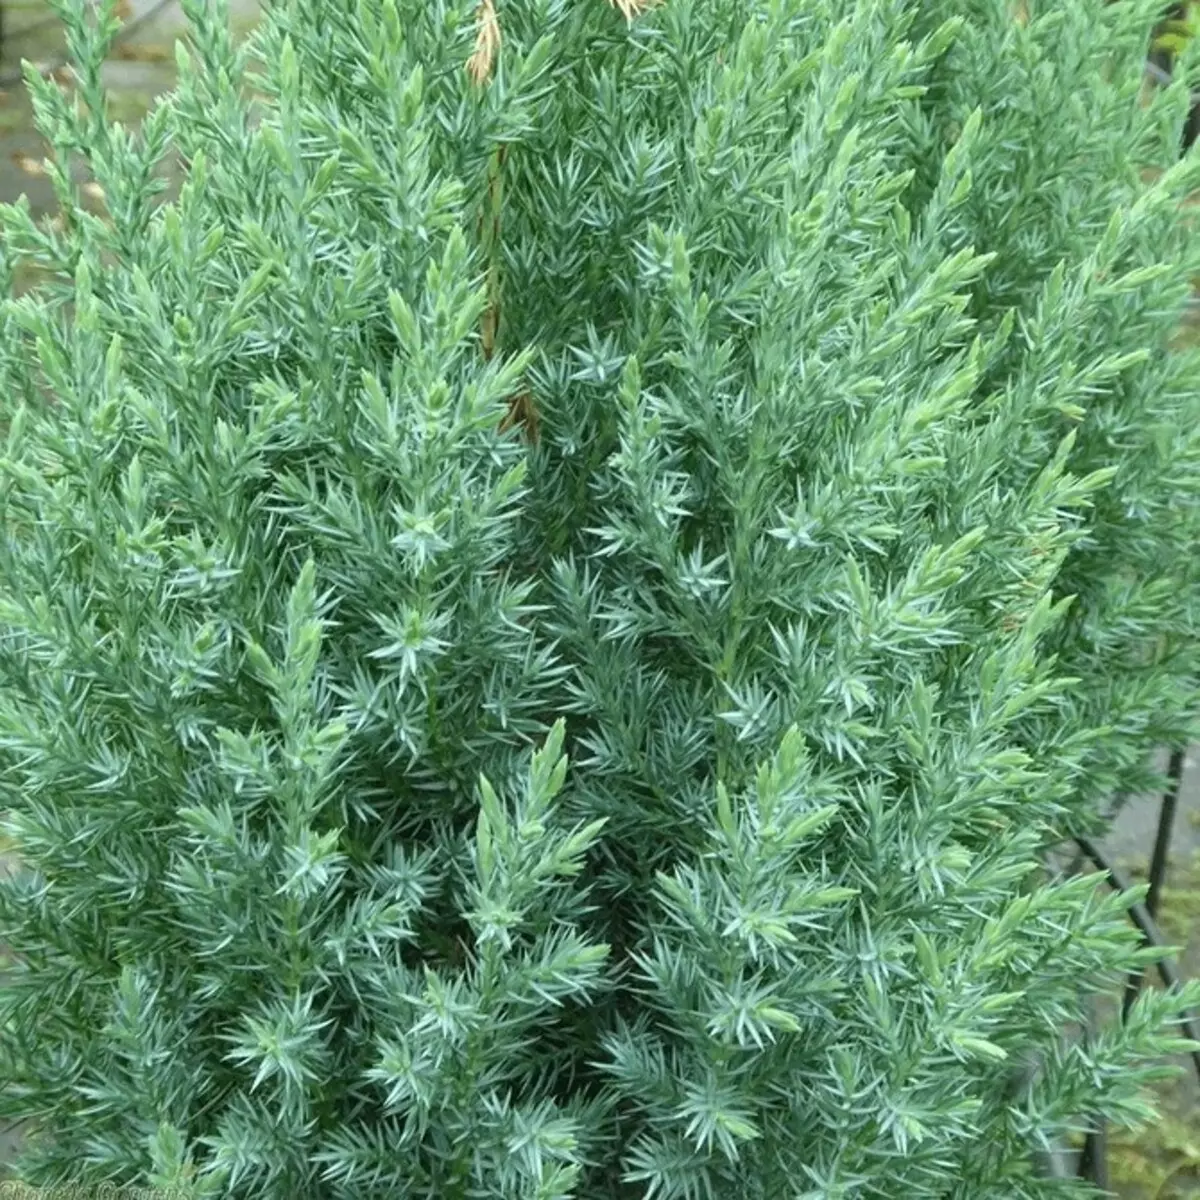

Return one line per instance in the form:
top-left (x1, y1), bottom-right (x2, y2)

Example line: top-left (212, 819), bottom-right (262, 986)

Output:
top-left (0, 0), bottom-right (1199, 1196)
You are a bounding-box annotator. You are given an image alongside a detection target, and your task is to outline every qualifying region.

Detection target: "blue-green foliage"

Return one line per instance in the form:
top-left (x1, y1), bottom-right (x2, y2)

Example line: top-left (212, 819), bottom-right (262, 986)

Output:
top-left (0, 0), bottom-right (1197, 1196)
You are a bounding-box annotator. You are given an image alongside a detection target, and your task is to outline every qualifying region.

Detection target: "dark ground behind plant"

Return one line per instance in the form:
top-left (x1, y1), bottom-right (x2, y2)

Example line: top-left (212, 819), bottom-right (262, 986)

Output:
top-left (0, 0), bottom-right (1199, 1197)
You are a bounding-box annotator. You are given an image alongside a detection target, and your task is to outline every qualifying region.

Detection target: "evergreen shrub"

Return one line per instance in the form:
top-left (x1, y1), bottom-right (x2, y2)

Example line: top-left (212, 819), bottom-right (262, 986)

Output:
top-left (1, 0), bottom-right (1200, 1195)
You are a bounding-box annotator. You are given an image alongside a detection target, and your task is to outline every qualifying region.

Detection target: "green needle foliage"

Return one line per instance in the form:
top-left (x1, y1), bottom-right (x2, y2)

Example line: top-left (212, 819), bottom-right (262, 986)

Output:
top-left (0, 0), bottom-right (1199, 1196)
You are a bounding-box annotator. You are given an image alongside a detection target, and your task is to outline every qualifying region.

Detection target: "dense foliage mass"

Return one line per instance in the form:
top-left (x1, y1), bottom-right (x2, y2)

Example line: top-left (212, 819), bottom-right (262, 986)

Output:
top-left (0, 0), bottom-right (1199, 1195)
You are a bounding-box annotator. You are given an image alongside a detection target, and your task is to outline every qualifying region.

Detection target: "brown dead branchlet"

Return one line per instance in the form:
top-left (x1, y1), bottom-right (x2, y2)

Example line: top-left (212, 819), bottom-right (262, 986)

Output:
top-left (467, 0), bottom-right (502, 85)
top-left (467, 0), bottom-right (664, 443)
top-left (468, 0), bottom-right (663, 84)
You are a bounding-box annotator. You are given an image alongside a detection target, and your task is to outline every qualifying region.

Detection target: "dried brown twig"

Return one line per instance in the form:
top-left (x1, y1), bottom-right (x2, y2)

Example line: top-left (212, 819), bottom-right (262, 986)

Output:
top-left (465, 0), bottom-right (664, 442)
top-left (466, 0), bottom-right (502, 85)
top-left (467, 0), bottom-right (662, 85)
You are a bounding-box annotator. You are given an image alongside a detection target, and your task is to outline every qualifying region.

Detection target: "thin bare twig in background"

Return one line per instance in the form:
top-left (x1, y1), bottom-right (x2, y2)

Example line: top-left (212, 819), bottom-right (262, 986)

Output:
top-left (0, 0), bottom-right (177, 89)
